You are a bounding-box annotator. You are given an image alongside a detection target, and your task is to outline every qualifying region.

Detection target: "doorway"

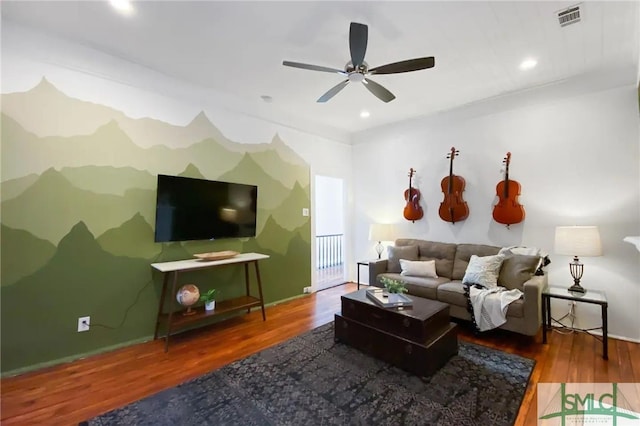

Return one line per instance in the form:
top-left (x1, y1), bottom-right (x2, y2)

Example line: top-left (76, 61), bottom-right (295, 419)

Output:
top-left (314, 175), bottom-right (345, 290)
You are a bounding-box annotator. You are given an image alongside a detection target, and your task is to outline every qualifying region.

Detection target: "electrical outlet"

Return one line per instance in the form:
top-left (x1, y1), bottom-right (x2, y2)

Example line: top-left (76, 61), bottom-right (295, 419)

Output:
top-left (303, 286), bottom-right (312, 294)
top-left (302, 208), bottom-right (309, 217)
top-left (77, 316), bottom-right (90, 332)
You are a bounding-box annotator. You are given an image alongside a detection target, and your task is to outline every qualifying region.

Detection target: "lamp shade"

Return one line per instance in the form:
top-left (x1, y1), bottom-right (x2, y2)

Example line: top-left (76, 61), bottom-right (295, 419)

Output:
top-left (369, 223), bottom-right (395, 242)
top-left (554, 226), bottom-right (602, 257)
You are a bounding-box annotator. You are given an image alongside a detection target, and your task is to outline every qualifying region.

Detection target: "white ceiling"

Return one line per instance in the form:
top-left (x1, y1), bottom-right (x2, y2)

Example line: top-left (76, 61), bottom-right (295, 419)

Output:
top-left (2, 1), bottom-right (639, 140)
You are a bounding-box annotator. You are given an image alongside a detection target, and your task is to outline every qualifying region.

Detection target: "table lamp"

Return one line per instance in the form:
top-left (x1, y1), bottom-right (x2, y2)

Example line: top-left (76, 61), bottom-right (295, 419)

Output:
top-left (554, 226), bottom-right (602, 293)
top-left (369, 224), bottom-right (395, 259)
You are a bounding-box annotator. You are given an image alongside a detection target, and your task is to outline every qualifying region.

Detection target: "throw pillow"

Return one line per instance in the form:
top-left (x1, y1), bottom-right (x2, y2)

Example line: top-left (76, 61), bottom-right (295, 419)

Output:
top-left (498, 254), bottom-right (541, 291)
top-left (498, 246), bottom-right (549, 274)
top-left (387, 245), bottom-right (419, 273)
top-left (462, 254), bottom-right (505, 288)
top-left (400, 259), bottom-right (438, 278)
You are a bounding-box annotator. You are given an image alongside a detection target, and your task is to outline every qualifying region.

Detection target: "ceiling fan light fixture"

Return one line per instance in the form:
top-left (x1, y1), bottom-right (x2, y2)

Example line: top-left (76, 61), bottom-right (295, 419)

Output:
top-left (348, 73), bottom-right (365, 83)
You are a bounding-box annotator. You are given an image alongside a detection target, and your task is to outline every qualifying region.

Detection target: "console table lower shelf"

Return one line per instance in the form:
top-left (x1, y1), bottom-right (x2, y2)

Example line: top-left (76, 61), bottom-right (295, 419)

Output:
top-left (151, 252), bottom-right (269, 351)
top-left (158, 295), bottom-right (262, 334)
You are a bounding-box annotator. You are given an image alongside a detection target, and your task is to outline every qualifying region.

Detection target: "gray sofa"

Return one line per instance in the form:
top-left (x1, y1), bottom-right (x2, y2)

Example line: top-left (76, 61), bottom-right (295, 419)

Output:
top-left (368, 239), bottom-right (547, 336)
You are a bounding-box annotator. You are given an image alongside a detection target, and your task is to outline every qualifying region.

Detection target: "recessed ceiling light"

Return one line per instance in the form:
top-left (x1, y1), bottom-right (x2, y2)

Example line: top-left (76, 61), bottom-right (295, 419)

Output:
top-left (110, 0), bottom-right (134, 15)
top-left (360, 110), bottom-right (370, 118)
top-left (519, 58), bottom-right (537, 70)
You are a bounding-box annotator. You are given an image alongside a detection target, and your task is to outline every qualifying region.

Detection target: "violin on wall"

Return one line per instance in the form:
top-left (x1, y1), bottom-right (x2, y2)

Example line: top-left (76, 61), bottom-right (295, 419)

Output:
top-left (492, 152), bottom-right (525, 227)
top-left (438, 147), bottom-right (469, 224)
top-left (403, 168), bottom-right (423, 222)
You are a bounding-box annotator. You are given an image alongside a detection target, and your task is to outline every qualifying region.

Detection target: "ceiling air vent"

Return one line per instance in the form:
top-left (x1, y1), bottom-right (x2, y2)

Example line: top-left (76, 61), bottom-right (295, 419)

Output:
top-left (557, 4), bottom-right (581, 27)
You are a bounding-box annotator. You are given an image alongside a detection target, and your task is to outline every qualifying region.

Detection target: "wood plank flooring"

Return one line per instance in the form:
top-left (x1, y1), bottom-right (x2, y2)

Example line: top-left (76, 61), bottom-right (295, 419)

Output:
top-left (2, 283), bottom-right (639, 425)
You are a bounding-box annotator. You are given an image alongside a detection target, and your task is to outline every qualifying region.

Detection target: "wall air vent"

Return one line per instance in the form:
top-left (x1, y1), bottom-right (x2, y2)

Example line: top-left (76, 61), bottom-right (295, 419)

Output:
top-left (557, 4), bottom-right (581, 27)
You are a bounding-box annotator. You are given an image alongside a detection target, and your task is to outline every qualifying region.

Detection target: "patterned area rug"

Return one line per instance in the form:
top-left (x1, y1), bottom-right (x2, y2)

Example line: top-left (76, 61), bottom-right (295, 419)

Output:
top-left (83, 322), bottom-right (534, 425)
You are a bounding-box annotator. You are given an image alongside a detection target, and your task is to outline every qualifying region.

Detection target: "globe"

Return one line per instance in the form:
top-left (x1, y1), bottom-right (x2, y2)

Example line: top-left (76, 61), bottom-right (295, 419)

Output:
top-left (176, 284), bottom-right (200, 315)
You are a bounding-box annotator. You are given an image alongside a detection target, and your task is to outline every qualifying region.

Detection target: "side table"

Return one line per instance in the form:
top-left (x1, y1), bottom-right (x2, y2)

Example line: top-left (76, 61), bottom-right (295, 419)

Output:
top-left (541, 286), bottom-right (608, 359)
top-left (356, 261), bottom-right (370, 289)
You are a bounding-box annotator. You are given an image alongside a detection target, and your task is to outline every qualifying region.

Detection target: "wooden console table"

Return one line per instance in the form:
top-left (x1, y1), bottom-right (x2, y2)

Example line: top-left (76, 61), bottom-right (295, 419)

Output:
top-left (151, 252), bottom-right (269, 351)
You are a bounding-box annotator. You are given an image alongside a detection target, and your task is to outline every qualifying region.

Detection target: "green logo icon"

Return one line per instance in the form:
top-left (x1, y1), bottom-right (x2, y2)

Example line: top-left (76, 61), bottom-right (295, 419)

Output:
top-left (539, 383), bottom-right (640, 425)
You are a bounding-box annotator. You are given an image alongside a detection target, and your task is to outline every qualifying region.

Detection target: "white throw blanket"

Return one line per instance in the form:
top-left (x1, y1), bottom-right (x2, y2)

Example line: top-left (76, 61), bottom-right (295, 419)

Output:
top-left (469, 286), bottom-right (523, 332)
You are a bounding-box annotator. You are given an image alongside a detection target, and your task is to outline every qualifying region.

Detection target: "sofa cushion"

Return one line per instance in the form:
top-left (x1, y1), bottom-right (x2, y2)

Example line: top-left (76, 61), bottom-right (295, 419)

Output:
top-left (377, 272), bottom-right (447, 299)
top-left (462, 254), bottom-right (505, 288)
top-left (400, 259), bottom-right (438, 278)
top-left (437, 281), bottom-right (525, 318)
top-left (387, 245), bottom-right (419, 273)
top-left (499, 247), bottom-right (547, 276)
top-left (452, 243), bottom-right (500, 280)
top-left (498, 254), bottom-right (541, 291)
top-left (437, 281), bottom-right (468, 307)
top-left (396, 239), bottom-right (457, 278)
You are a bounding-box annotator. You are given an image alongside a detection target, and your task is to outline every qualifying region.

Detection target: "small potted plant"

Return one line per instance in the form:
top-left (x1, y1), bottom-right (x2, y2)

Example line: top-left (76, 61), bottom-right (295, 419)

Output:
top-left (200, 288), bottom-right (217, 311)
top-left (380, 276), bottom-right (408, 302)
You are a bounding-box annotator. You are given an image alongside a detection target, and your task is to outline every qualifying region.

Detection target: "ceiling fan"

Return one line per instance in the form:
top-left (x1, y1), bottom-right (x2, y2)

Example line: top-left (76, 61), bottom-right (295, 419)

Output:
top-left (282, 22), bottom-right (435, 103)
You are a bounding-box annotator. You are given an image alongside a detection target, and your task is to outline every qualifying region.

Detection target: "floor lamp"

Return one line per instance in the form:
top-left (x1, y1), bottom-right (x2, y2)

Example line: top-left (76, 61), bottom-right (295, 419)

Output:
top-left (554, 226), bottom-right (602, 294)
top-left (369, 224), bottom-right (395, 259)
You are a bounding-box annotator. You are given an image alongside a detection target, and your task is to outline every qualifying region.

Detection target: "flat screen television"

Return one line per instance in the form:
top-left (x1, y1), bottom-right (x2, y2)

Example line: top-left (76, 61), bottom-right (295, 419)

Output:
top-left (154, 174), bottom-right (258, 242)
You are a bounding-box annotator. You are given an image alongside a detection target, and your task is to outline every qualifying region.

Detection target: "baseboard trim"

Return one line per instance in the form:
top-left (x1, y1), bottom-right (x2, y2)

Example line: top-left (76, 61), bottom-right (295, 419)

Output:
top-left (1, 336), bottom-right (152, 378)
top-left (550, 326), bottom-right (640, 343)
top-left (606, 333), bottom-right (640, 344)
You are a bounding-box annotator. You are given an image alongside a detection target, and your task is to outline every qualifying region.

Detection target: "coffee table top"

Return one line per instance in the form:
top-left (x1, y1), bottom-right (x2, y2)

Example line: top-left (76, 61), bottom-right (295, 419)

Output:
top-left (342, 289), bottom-right (449, 321)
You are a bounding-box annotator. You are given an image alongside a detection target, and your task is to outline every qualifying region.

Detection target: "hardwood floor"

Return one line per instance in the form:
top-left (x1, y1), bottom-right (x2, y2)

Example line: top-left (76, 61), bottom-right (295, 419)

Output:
top-left (2, 283), bottom-right (639, 425)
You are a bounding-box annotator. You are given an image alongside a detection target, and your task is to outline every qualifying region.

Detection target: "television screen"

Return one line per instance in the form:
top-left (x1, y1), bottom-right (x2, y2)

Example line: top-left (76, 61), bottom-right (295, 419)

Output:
top-left (154, 174), bottom-right (258, 242)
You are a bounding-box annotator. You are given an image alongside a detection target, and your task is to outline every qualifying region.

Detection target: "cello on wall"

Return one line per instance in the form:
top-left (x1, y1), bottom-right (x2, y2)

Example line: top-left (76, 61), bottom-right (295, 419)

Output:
top-left (438, 147), bottom-right (469, 224)
top-left (403, 168), bottom-right (423, 222)
top-left (492, 152), bottom-right (525, 227)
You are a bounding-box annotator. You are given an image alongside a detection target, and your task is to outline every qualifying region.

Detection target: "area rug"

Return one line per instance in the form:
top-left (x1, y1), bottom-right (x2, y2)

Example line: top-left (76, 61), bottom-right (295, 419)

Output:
top-left (83, 322), bottom-right (534, 425)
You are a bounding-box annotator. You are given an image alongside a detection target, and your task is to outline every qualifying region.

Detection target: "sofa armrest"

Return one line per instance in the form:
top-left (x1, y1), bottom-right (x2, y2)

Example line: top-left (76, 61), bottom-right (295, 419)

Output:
top-left (521, 274), bottom-right (548, 335)
top-left (368, 259), bottom-right (388, 287)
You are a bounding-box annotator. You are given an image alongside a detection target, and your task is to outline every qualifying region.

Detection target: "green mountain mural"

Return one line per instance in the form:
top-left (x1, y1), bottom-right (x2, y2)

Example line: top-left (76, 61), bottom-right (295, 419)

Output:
top-left (239, 223), bottom-right (312, 302)
top-left (96, 213), bottom-right (160, 259)
top-left (219, 153), bottom-right (293, 210)
top-left (1, 114), bottom-right (244, 183)
top-left (60, 166), bottom-right (157, 196)
top-left (249, 138), bottom-right (309, 188)
top-left (1, 78), bottom-right (229, 149)
top-left (0, 173), bottom-right (39, 202)
top-left (0, 78), bottom-right (312, 375)
top-left (1, 80), bottom-right (309, 189)
top-left (1, 224), bottom-right (56, 287)
top-left (1, 168), bottom-right (155, 244)
top-left (178, 163), bottom-right (206, 179)
top-left (0, 222), bottom-right (156, 372)
top-left (270, 181), bottom-right (312, 234)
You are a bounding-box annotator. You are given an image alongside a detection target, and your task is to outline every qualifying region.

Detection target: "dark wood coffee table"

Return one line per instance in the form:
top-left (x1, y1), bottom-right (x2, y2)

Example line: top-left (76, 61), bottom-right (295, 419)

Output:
top-left (335, 289), bottom-right (458, 377)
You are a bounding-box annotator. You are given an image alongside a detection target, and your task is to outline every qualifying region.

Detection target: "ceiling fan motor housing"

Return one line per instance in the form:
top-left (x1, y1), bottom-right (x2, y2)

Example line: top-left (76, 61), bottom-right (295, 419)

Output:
top-left (282, 22), bottom-right (435, 103)
top-left (346, 61), bottom-right (368, 83)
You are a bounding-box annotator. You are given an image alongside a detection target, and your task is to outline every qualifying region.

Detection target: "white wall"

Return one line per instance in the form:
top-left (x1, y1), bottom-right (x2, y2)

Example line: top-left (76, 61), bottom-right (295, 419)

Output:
top-left (352, 82), bottom-right (640, 342)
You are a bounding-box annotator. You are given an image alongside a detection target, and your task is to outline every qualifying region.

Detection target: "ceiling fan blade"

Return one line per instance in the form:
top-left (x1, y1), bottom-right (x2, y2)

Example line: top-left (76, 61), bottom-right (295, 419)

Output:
top-left (363, 78), bottom-right (396, 103)
top-left (349, 22), bottom-right (368, 67)
top-left (369, 57), bottom-right (435, 75)
top-left (317, 80), bottom-right (349, 103)
top-left (282, 61), bottom-right (346, 75)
